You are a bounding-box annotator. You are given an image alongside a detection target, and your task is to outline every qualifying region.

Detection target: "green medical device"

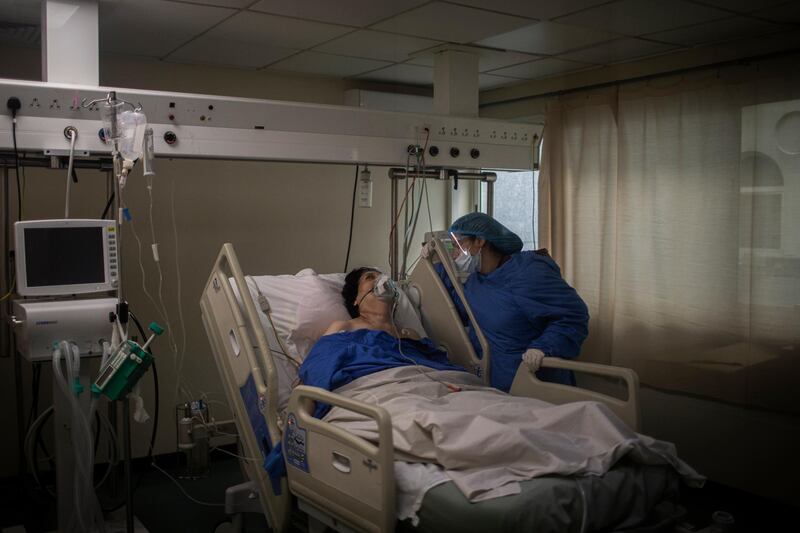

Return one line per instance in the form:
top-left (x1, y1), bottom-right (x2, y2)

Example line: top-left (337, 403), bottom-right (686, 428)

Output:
top-left (92, 321), bottom-right (163, 401)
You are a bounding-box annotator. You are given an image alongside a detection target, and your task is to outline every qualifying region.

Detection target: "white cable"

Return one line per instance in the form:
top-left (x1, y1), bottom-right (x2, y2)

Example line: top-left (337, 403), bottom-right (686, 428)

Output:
top-left (150, 461), bottom-right (225, 507)
top-left (126, 178), bottom-right (193, 403)
top-left (191, 414), bottom-right (238, 438)
top-left (170, 180), bottom-right (189, 392)
top-left (197, 394), bottom-right (234, 418)
top-left (211, 446), bottom-right (260, 463)
top-left (127, 214), bottom-right (164, 322)
top-left (389, 295), bottom-right (462, 393)
top-left (146, 175), bottom-right (187, 404)
top-left (575, 478), bottom-right (588, 533)
top-left (245, 276), bottom-right (302, 369)
top-left (64, 129), bottom-right (76, 218)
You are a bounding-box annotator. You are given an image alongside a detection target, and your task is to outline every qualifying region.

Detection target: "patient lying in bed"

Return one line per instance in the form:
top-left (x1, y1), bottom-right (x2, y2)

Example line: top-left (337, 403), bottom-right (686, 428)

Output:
top-left (322, 267), bottom-right (423, 340)
top-left (299, 268), bottom-right (705, 505)
top-left (305, 267), bottom-right (466, 390)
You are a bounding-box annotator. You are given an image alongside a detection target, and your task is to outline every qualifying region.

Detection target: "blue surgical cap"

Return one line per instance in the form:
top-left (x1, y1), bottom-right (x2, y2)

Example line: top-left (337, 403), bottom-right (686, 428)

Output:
top-left (449, 213), bottom-right (523, 256)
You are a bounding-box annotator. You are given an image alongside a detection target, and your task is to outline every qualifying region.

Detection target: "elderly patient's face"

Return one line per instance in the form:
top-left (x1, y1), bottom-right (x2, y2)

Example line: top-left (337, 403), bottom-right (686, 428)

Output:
top-left (354, 270), bottom-right (381, 308)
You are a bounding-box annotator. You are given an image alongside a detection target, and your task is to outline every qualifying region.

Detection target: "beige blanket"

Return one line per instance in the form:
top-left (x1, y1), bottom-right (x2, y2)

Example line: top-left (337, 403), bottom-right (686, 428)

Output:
top-left (324, 366), bottom-right (704, 502)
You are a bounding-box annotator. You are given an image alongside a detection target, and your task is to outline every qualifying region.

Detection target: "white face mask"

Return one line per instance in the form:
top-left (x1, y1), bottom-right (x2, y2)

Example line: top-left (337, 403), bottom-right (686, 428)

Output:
top-left (454, 248), bottom-right (481, 273)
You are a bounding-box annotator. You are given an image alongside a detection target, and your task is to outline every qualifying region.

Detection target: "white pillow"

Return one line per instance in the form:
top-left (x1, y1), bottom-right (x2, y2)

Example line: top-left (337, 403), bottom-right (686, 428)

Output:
top-left (287, 274), bottom-right (351, 359)
top-left (289, 273), bottom-right (430, 358)
top-left (231, 269), bottom-right (350, 361)
top-left (229, 269), bottom-right (429, 409)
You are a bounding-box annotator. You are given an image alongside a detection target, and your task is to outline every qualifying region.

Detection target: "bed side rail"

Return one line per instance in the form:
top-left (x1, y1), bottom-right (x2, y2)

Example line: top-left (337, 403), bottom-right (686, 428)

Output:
top-left (408, 234), bottom-right (491, 384)
top-left (200, 243), bottom-right (290, 530)
top-left (510, 353), bottom-right (642, 432)
top-left (286, 385), bottom-right (395, 533)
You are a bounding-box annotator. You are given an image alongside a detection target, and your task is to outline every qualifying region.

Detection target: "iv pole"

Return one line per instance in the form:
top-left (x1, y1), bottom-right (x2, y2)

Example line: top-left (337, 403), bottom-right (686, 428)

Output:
top-left (83, 90), bottom-right (137, 533)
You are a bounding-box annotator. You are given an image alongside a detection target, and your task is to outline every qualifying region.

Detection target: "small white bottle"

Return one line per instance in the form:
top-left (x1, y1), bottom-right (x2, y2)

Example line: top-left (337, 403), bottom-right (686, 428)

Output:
top-left (358, 166), bottom-right (373, 208)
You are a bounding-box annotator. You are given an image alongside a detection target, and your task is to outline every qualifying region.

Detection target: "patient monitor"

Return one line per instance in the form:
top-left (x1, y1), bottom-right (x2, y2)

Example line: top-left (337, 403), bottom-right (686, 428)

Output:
top-left (14, 219), bottom-right (119, 296)
top-left (11, 219), bottom-right (120, 361)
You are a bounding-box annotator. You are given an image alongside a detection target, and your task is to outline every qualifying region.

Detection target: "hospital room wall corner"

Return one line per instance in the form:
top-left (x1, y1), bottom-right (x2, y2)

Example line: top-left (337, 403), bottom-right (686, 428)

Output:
top-left (0, 48), bottom-right (451, 479)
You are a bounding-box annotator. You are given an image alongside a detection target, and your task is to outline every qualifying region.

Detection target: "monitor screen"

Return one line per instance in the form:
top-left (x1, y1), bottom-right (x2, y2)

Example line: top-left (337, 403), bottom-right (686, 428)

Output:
top-left (24, 227), bottom-right (105, 287)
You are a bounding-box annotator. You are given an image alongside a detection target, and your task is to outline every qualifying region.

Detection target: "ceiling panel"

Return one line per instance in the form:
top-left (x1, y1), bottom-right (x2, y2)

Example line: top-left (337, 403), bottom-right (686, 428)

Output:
top-left (488, 57), bottom-right (595, 79)
top-left (560, 37), bottom-right (677, 65)
top-left (446, 0), bottom-right (611, 21)
top-left (269, 51), bottom-right (391, 77)
top-left (0, 0), bottom-right (40, 25)
top-left (100, 0), bottom-right (235, 58)
top-left (714, 28), bottom-right (800, 57)
top-left (646, 16), bottom-right (785, 47)
top-left (0, 25), bottom-right (39, 47)
top-left (479, 73), bottom-right (521, 89)
top-left (357, 63), bottom-right (434, 86)
top-left (691, 0), bottom-right (789, 14)
top-left (752, 2), bottom-right (800, 24)
top-left (407, 47), bottom-right (542, 72)
top-left (556, 0), bottom-right (730, 36)
top-left (477, 21), bottom-right (619, 55)
top-left (315, 30), bottom-right (441, 63)
top-left (166, 36), bottom-right (297, 69)
top-left (0, 0), bottom-right (40, 48)
top-left (249, 0), bottom-right (429, 27)
top-left (371, 2), bottom-right (531, 44)
top-left (204, 10), bottom-right (352, 49)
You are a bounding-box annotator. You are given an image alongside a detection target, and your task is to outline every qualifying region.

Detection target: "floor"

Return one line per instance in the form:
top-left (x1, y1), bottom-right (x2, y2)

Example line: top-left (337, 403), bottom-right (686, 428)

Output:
top-left (0, 453), bottom-right (268, 533)
top-left (1, 453), bottom-right (796, 533)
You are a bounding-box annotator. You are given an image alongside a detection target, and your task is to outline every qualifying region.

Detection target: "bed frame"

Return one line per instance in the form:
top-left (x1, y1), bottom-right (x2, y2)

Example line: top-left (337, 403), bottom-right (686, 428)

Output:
top-left (200, 241), bottom-right (641, 533)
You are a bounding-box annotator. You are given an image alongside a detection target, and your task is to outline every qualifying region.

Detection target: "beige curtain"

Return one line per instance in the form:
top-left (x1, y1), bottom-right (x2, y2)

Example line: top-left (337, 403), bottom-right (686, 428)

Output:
top-left (540, 70), bottom-right (800, 413)
top-left (540, 88), bottom-right (620, 368)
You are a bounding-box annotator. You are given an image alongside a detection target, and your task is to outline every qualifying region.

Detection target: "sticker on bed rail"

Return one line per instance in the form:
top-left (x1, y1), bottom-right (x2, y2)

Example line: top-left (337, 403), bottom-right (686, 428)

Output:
top-left (258, 394), bottom-right (267, 412)
top-left (284, 413), bottom-right (309, 473)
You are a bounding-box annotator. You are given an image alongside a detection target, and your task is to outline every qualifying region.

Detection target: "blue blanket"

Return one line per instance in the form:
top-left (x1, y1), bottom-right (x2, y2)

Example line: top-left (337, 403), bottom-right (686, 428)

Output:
top-left (300, 329), bottom-right (466, 393)
top-left (265, 329), bottom-right (466, 493)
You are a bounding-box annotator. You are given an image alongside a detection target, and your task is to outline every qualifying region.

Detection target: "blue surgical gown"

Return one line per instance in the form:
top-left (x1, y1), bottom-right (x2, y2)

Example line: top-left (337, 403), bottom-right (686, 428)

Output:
top-left (438, 251), bottom-right (589, 392)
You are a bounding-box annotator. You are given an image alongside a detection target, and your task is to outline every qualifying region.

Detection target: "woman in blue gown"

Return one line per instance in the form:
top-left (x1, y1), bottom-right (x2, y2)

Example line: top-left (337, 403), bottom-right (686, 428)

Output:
top-left (433, 212), bottom-right (590, 392)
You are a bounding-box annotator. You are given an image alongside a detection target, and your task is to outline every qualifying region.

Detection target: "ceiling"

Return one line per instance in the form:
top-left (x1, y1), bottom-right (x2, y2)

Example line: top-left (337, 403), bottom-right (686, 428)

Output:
top-left (1, 0), bottom-right (799, 90)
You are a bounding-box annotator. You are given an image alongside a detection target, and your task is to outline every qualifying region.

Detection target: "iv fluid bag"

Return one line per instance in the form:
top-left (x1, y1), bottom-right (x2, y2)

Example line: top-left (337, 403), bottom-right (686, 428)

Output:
top-left (117, 110), bottom-right (148, 161)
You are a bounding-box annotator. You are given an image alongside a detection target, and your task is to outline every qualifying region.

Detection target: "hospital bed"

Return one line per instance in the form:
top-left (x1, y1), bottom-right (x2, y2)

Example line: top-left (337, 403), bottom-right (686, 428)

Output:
top-left (199, 240), bottom-right (676, 533)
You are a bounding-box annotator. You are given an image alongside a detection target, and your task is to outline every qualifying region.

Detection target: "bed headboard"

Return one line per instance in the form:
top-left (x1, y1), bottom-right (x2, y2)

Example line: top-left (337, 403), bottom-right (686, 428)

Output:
top-left (200, 243), bottom-right (291, 531)
top-left (408, 235), bottom-right (491, 385)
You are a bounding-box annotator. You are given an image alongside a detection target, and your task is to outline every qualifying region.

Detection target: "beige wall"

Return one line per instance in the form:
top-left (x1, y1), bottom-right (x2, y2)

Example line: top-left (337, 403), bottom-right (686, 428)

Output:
top-left (0, 47), bottom-right (449, 477)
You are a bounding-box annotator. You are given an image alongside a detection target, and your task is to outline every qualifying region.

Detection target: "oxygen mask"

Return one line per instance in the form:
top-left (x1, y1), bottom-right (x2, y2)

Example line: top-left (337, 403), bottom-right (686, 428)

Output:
top-left (372, 274), bottom-right (399, 301)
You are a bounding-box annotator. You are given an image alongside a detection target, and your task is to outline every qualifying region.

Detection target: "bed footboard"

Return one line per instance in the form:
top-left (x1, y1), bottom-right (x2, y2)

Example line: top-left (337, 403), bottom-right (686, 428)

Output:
top-left (510, 354), bottom-right (642, 431)
top-left (286, 385), bottom-right (395, 533)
